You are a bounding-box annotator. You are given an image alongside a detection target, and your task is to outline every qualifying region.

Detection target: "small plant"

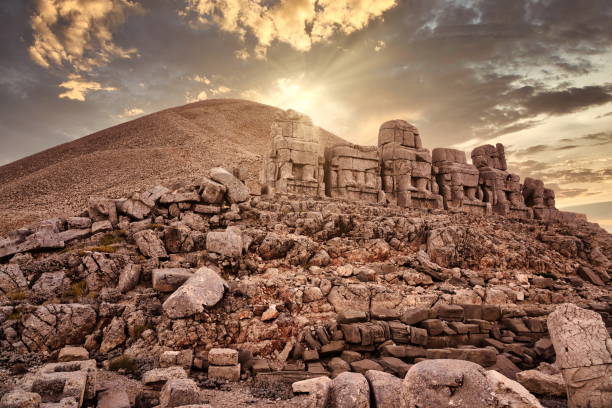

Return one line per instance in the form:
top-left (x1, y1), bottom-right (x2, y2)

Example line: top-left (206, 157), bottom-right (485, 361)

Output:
top-left (108, 355), bottom-right (138, 373)
top-left (6, 291), bottom-right (27, 301)
top-left (68, 281), bottom-right (87, 298)
top-left (132, 323), bottom-right (154, 338)
top-left (87, 245), bottom-right (118, 253)
top-left (99, 230), bottom-right (127, 246)
top-left (7, 311), bottom-right (22, 320)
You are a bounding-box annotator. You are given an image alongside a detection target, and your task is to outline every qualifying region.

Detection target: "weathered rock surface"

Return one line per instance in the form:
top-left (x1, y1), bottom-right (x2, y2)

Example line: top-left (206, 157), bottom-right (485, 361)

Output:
top-left (547, 303), bottom-right (612, 408)
top-left (365, 370), bottom-right (402, 408)
top-left (21, 304), bottom-right (97, 351)
top-left (134, 229), bottom-right (167, 258)
top-left (162, 267), bottom-right (227, 318)
top-left (210, 167), bottom-right (250, 203)
top-left (159, 378), bottom-right (205, 408)
top-left (206, 226), bottom-right (243, 258)
top-left (401, 359), bottom-right (497, 408)
top-left (329, 372), bottom-right (370, 408)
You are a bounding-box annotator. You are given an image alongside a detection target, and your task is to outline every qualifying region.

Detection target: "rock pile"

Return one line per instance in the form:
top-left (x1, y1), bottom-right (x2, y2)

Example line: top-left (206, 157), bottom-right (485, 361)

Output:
top-left (0, 151), bottom-right (610, 407)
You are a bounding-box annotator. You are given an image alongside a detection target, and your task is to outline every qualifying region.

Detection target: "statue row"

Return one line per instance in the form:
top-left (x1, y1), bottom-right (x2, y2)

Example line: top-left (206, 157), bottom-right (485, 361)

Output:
top-left (261, 110), bottom-right (560, 221)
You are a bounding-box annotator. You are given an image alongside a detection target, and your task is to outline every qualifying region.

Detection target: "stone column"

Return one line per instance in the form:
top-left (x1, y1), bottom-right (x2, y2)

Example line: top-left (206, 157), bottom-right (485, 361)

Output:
top-left (547, 303), bottom-right (612, 408)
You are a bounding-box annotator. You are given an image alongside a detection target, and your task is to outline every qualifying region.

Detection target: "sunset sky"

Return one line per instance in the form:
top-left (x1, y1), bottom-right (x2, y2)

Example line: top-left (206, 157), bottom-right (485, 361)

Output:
top-left (1, 0), bottom-right (611, 226)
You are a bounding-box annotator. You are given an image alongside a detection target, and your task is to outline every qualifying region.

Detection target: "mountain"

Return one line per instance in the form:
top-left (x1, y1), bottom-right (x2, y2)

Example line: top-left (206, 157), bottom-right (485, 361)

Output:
top-left (0, 99), bottom-right (346, 235)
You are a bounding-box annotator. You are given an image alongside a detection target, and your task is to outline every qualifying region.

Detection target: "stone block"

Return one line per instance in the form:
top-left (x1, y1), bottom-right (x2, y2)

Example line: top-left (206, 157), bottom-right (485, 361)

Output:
top-left (208, 364), bottom-right (240, 381)
top-left (208, 348), bottom-right (239, 366)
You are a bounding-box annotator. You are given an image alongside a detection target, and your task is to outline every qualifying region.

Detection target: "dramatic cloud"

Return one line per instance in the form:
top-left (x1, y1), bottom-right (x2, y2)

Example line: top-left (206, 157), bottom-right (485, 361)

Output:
top-left (28, 0), bottom-right (142, 99)
top-left (183, 0), bottom-right (397, 57)
top-left (29, 0), bottom-right (142, 71)
top-left (58, 74), bottom-right (117, 101)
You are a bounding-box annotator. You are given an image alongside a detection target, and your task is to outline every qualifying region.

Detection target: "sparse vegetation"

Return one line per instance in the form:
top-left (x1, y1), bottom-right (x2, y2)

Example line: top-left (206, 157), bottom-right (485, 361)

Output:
top-left (68, 281), bottom-right (87, 298)
top-left (6, 291), bottom-right (27, 301)
top-left (99, 230), bottom-right (127, 246)
top-left (7, 311), bottom-right (22, 320)
top-left (108, 355), bottom-right (138, 373)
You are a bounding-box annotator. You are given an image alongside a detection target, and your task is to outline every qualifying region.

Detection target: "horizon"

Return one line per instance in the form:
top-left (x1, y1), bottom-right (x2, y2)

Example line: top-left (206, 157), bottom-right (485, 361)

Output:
top-left (0, 0), bottom-right (610, 226)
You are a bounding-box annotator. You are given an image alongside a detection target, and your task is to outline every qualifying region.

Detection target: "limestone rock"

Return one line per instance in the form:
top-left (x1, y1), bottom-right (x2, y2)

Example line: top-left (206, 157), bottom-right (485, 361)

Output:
top-left (486, 369), bottom-right (543, 408)
top-left (365, 370), bottom-right (402, 408)
top-left (159, 378), bottom-right (205, 408)
top-left (210, 167), bottom-right (249, 203)
top-left (516, 369), bottom-right (566, 397)
top-left (0, 391), bottom-right (41, 408)
top-left (0, 264), bottom-right (28, 295)
top-left (58, 346), bottom-right (89, 362)
top-left (292, 376), bottom-right (332, 394)
top-left (117, 264), bottom-right (141, 293)
top-left (329, 372), bottom-right (370, 408)
top-left (200, 177), bottom-right (226, 204)
top-left (97, 388), bottom-right (130, 408)
top-left (162, 267), bottom-right (227, 319)
top-left (208, 348), bottom-right (239, 366)
top-left (208, 365), bottom-right (240, 381)
top-left (206, 226), bottom-right (243, 258)
top-left (118, 196), bottom-right (151, 220)
top-left (142, 366), bottom-right (188, 385)
top-left (31, 271), bottom-right (69, 300)
top-left (152, 268), bottom-right (193, 292)
top-left (547, 303), bottom-right (612, 408)
top-left (134, 229), bottom-right (167, 258)
top-left (21, 304), bottom-right (96, 351)
top-left (401, 359), bottom-right (497, 408)
top-left (100, 317), bottom-right (126, 353)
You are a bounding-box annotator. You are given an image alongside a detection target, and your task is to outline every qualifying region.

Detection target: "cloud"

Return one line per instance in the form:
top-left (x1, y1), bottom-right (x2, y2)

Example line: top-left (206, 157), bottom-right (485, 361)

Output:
top-left (192, 75), bottom-right (211, 85)
top-left (374, 40), bottom-right (386, 52)
top-left (29, 0), bottom-right (142, 71)
top-left (186, 90), bottom-right (208, 103)
top-left (119, 107), bottom-right (144, 117)
top-left (58, 74), bottom-right (117, 101)
top-left (29, 0), bottom-right (142, 100)
top-left (522, 85), bottom-right (612, 116)
top-left (183, 0), bottom-right (398, 58)
top-left (596, 111), bottom-right (612, 119)
top-left (210, 86), bottom-right (231, 95)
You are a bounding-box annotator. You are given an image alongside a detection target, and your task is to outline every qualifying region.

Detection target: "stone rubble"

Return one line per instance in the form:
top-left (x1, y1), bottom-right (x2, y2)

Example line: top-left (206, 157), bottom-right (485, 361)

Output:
top-left (0, 110), bottom-right (610, 407)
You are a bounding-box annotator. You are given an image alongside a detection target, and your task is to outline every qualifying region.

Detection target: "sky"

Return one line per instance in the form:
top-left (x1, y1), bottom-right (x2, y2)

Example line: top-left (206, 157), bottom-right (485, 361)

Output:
top-left (0, 0), bottom-right (611, 214)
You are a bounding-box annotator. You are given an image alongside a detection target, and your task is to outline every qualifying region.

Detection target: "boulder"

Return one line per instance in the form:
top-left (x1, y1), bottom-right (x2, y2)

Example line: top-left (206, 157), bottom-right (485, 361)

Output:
top-left (97, 388), bottom-right (130, 408)
top-left (365, 370), bottom-right (402, 408)
top-left (21, 304), bottom-right (96, 352)
top-left (547, 303), bottom-right (612, 408)
top-left (162, 267), bottom-right (227, 319)
top-left (200, 177), bottom-right (226, 204)
top-left (142, 366), bottom-right (188, 385)
top-left (516, 369), bottom-right (566, 397)
top-left (58, 346), bottom-right (89, 362)
top-left (152, 268), bottom-right (193, 292)
top-left (0, 264), bottom-right (28, 295)
top-left (209, 167), bottom-right (250, 203)
top-left (117, 264), bottom-right (141, 293)
top-left (208, 348), bottom-right (239, 366)
top-left (401, 359), bottom-right (497, 408)
top-left (159, 379), bottom-right (205, 408)
top-left (0, 391), bottom-right (41, 408)
top-left (206, 226), bottom-right (243, 258)
top-left (100, 317), bottom-right (126, 353)
top-left (118, 197), bottom-right (151, 220)
top-left (292, 376), bottom-right (332, 394)
top-left (485, 370), bottom-right (543, 408)
top-left (134, 230), bottom-right (167, 258)
top-left (329, 372), bottom-right (370, 408)
top-left (208, 365), bottom-right (240, 381)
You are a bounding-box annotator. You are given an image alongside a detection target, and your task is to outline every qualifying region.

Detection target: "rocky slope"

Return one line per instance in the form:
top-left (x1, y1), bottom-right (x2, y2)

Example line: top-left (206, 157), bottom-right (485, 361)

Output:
top-left (0, 165), bottom-right (610, 407)
top-left (0, 99), bottom-right (345, 236)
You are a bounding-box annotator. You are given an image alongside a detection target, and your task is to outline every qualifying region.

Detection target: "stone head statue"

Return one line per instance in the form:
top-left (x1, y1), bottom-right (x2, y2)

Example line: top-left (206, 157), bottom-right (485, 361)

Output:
top-left (378, 120), bottom-right (423, 149)
top-left (471, 143), bottom-right (507, 170)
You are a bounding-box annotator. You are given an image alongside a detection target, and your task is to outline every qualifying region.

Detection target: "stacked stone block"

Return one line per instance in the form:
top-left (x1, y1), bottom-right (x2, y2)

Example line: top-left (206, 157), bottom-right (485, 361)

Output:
top-left (208, 348), bottom-right (241, 381)
top-left (326, 144), bottom-right (383, 203)
top-left (261, 109), bottom-right (324, 197)
top-left (378, 120), bottom-right (443, 209)
top-left (432, 148), bottom-right (490, 215)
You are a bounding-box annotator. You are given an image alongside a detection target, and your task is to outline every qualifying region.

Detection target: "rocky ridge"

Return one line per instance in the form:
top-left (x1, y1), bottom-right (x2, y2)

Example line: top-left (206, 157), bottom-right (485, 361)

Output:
top-left (0, 165), bottom-right (610, 408)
